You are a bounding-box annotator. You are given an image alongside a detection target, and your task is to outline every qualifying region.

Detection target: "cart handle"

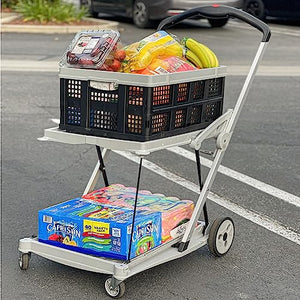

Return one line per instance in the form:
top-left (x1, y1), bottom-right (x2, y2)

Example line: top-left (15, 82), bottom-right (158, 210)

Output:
top-left (158, 5), bottom-right (271, 42)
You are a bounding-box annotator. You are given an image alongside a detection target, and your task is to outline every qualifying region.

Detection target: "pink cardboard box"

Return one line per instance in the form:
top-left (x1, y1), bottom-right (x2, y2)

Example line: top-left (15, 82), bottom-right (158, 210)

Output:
top-left (83, 184), bottom-right (194, 242)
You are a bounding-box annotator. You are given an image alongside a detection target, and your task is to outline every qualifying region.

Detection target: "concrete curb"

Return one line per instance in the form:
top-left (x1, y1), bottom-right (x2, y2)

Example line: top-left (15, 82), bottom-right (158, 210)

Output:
top-left (1, 13), bottom-right (119, 33)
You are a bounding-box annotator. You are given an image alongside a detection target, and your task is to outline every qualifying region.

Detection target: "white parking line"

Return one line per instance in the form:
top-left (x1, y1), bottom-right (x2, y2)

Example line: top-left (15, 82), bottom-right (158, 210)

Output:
top-left (2, 60), bottom-right (300, 76)
top-left (168, 147), bottom-right (300, 208)
top-left (114, 150), bottom-right (300, 245)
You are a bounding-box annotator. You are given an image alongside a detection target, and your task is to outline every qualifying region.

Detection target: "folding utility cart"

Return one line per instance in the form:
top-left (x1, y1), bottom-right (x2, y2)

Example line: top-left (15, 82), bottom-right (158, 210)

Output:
top-left (18, 6), bottom-right (271, 299)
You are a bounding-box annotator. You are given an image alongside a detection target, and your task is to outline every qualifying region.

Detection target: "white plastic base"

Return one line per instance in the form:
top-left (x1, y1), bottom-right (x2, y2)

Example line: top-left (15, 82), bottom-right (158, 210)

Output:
top-left (19, 224), bottom-right (206, 281)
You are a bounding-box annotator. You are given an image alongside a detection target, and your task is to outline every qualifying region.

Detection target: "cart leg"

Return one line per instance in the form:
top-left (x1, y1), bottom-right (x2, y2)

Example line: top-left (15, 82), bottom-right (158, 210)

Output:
top-left (178, 148), bottom-right (226, 252)
top-left (127, 157), bottom-right (143, 263)
top-left (96, 145), bottom-right (109, 187)
top-left (83, 148), bottom-right (111, 195)
top-left (195, 150), bottom-right (209, 231)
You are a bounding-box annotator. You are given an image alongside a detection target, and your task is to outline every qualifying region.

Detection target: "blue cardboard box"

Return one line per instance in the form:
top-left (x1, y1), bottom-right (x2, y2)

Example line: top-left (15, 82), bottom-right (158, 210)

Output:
top-left (38, 198), bottom-right (162, 260)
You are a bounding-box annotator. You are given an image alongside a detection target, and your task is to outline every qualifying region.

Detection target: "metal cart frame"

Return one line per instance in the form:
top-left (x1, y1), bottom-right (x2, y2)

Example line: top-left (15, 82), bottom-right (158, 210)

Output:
top-left (18, 5), bottom-right (271, 298)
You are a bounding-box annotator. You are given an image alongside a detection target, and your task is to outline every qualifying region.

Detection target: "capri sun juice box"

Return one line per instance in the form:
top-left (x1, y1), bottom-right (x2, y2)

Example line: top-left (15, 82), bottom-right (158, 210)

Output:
top-left (38, 198), bottom-right (161, 260)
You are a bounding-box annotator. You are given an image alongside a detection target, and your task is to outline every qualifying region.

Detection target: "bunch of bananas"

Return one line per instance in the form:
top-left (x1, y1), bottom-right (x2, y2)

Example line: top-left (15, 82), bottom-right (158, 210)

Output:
top-left (182, 38), bottom-right (219, 69)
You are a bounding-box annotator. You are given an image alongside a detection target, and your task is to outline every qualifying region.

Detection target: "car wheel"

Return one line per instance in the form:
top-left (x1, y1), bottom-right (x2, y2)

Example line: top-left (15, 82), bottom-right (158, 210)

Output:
top-left (243, 0), bottom-right (265, 20)
top-left (133, 0), bottom-right (152, 28)
top-left (81, 0), bottom-right (98, 18)
top-left (208, 18), bottom-right (228, 27)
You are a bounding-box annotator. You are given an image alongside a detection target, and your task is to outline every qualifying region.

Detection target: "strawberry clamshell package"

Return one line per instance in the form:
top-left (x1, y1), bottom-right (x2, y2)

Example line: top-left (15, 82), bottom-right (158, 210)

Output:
top-left (61, 30), bottom-right (125, 71)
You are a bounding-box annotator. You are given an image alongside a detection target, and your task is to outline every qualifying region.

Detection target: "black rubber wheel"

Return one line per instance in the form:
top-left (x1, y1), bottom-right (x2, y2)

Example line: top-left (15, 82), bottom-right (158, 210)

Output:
top-left (81, 0), bottom-right (98, 18)
top-left (243, 0), bottom-right (265, 20)
top-left (19, 253), bottom-right (30, 270)
top-left (90, 10), bottom-right (99, 18)
top-left (133, 0), bottom-right (152, 28)
top-left (104, 277), bottom-right (126, 298)
top-left (208, 18), bottom-right (228, 27)
top-left (208, 217), bottom-right (235, 257)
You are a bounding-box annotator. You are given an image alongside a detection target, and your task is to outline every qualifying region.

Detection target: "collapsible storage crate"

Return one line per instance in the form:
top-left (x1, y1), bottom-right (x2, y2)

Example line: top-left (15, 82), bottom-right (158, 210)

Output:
top-left (59, 67), bottom-right (226, 141)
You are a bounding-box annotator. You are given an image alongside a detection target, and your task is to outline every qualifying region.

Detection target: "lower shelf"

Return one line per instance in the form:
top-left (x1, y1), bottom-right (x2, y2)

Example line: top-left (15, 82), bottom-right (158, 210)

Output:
top-left (19, 223), bottom-right (206, 281)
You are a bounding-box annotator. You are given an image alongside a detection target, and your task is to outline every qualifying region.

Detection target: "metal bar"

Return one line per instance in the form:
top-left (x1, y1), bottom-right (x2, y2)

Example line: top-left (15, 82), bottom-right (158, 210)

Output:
top-left (82, 148), bottom-right (110, 196)
top-left (195, 150), bottom-right (209, 229)
top-left (127, 157), bottom-right (143, 262)
top-left (226, 42), bottom-right (269, 134)
top-left (178, 149), bottom-right (225, 252)
top-left (178, 42), bottom-right (269, 252)
top-left (96, 146), bottom-right (109, 187)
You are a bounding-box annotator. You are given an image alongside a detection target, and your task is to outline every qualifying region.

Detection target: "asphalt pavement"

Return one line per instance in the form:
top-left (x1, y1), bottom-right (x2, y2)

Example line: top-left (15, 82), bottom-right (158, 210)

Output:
top-left (1, 16), bottom-right (300, 300)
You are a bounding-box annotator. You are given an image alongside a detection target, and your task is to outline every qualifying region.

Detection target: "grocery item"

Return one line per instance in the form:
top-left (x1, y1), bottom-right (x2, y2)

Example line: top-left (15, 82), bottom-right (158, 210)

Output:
top-left (39, 198), bottom-right (161, 260)
top-left (83, 184), bottom-right (194, 243)
top-left (131, 56), bottom-right (197, 75)
top-left (122, 31), bottom-right (184, 72)
top-left (182, 38), bottom-right (219, 68)
top-left (185, 49), bottom-right (203, 69)
top-left (61, 30), bottom-right (124, 71)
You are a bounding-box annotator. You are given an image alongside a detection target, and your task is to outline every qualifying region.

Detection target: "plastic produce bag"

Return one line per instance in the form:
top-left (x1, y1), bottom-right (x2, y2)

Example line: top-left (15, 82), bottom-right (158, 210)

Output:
top-left (132, 56), bottom-right (197, 75)
top-left (122, 31), bottom-right (184, 72)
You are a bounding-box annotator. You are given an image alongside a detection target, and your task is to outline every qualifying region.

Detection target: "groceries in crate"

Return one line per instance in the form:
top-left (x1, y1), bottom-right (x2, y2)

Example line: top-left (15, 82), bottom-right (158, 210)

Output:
top-left (62, 30), bottom-right (125, 71)
top-left (61, 30), bottom-right (219, 73)
top-left (82, 184), bottom-right (194, 243)
top-left (38, 184), bottom-right (194, 259)
top-left (121, 30), bottom-right (184, 72)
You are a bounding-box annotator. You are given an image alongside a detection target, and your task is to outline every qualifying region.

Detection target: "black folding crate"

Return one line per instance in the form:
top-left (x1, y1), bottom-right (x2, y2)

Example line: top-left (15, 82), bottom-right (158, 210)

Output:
top-left (59, 68), bottom-right (226, 141)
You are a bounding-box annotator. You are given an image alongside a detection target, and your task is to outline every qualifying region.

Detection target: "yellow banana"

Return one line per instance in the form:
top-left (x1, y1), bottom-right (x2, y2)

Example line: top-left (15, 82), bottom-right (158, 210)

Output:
top-left (185, 49), bottom-right (203, 68)
top-left (200, 43), bottom-right (219, 68)
top-left (210, 49), bottom-right (219, 67)
top-left (184, 38), bottom-right (211, 68)
top-left (183, 38), bottom-right (219, 68)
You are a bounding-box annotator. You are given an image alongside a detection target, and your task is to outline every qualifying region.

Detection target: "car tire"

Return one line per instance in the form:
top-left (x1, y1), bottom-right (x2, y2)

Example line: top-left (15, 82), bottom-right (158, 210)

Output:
top-left (243, 0), bottom-right (265, 20)
top-left (208, 18), bottom-right (228, 27)
top-left (133, 0), bottom-right (152, 28)
top-left (81, 0), bottom-right (98, 18)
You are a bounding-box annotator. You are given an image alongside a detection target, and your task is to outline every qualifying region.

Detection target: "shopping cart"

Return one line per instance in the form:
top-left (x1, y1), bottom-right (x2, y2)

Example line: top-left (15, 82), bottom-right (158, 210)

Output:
top-left (18, 5), bottom-right (271, 298)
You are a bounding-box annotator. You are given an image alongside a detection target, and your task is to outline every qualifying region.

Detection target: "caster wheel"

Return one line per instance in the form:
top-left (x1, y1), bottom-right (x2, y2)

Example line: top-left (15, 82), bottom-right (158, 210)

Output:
top-left (208, 217), bottom-right (235, 257)
top-left (19, 253), bottom-right (30, 270)
top-left (104, 277), bottom-right (125, 298)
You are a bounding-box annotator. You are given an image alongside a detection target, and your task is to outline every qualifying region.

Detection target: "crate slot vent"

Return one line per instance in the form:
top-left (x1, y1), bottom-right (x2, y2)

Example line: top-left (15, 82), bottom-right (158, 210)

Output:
top-left (67, 106), bottom-right (81, 125)
top-left (177, 83), bottom-right (189, 102)
top-left (90, 109), bottom-right (117, 130)
top-left (153, 86), bottom-right (171, 106)
top-left (190, 105), bottom-right (202, 125)
top-left (67, 80), bottom-right (81, 98)
top-left (191, 81), bottom-right (205, 100)
top-left (152, 113), bottom-right (170, 133)
top-left (127, 114), bottom-right (142, 134)
top-left (174, 109), bottom-right (186, 128)
top-left (207, 78), bottom-right (223, 98)
top-left (128, 86), bottom-right (144, 106)
top-left (90, 90), bottom-right (119, 103)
